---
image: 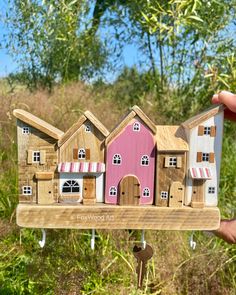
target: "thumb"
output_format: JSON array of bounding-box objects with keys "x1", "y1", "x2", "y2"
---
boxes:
[{"x1": 217, "y1": 91, "x2": 236, "y2": 112}]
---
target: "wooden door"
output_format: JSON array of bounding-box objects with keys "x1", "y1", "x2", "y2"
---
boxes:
[
  {"x1": 169, "y1": 181, "x2": 184, "y2": 207},
  {"x1": 83, "y1": 176, "x2": 96, "y2": 205},
  {"x1": 119, "y1": 175, "x2": 141, "y2": 205},
  {"x1": 191, "y1": 179, "x2": 204, "y2": 208},
  {"x1": 37, "y1": 179, "x2": 54, "y2": 204}
]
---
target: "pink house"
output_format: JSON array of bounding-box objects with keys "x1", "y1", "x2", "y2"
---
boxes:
[{"x1": 105, "y1": 106, "x2": 156, "y2": 205}]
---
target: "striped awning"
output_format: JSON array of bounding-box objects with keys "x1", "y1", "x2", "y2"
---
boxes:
[
  {"x1": 58, "y1": 162, "x2": 105, "y2": 173},
  {"x1": 189, "y1": 167, "x2": 212, "y2": 179}
]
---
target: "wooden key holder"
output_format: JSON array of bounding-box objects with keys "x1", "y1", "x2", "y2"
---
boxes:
[{"x1": 14, "y1": 104, "x2": 224, "y2": 231}]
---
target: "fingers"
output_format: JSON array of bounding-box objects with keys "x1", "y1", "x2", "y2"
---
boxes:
[{"x1": 212, "y1": 91, "x2": 236, "y2": 112}]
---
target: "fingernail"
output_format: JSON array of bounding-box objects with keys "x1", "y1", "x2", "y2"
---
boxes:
[{"x1": 220, "y1": 90, "x2": 234, "y2": 96}]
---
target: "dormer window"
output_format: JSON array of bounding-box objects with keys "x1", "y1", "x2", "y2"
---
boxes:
[
  {"x1": 78, "y1": 148, "x2": 86, "y2": 159},
  {"x1": 22, "y1": 126, "x2": 30, "y2": 134},
  {"x1": 85, "y1": 125, "x2": 91, "y2": 132},
  {"x1": 133, "y1": 122, "x2": 140, "y2": 131},
  {"x1": 143, "y1": 187, "x2": 150, "y2": 197},
  {"x1": 112, "y1": 154, "x2": 122, "y2": 165},
  {"x1": 141, "y1": 155, "x2": 149, "y2": 166}
]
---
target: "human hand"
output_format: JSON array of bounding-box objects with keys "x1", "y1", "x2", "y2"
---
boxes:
[
  {"x1": 212, "y1": 90, "x2": 236, "y2": 244},
  {"x1": 212, "y1": 90, "x2": 236, "y2": 121},
  {"x1": 213, "y1": 219, "x2": 236, "y2": 244}
]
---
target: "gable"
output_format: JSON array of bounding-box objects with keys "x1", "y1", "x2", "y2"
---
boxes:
[{"x1": 106, "y1": 106, "x2": 156, "y2": 145}]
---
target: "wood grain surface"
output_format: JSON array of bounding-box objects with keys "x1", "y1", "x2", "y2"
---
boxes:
[{"x1": 17, "y1": 204, "x2": 220, "y2": 230}]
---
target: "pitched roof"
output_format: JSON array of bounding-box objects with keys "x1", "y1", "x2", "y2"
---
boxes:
[
  {"x1": 105, "y1": 105, "x2": 156, "y2": 145},
  {"x1": 13, "y1": 109, "x2": 64, "y2": 140},
  {"x1": 156, "y1": 125, "x2": 188, "y2": 151},
  {"x1": 58, "y1": 111, "x2": 109, "y2": 147},
  {"x1": 181, "y1": 104, "x2": 225, "y2": 129}
]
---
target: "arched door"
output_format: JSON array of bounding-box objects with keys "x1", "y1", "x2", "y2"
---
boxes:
[{"x1": 119, "y1": 175, "x2": 141, "y2": 205}]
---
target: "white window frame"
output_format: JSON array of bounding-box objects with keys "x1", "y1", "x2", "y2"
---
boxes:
[
  {"x1": 62, "y1": 180, "x2": 80, "y2": 194},
  {"x1": 112, "y1": 154, "x2": 122, "y2": 165},
  {"x1": 109, "y1": 186, "x2": 117, "y2": 196},
  {"x1": 133, "y1": 122, "x2": 140, "y2": 132},
  {"x1": 202, "y1": 153, "x2": 209, "y2": 162},
  {"x1": 169, "y1": 157, "x2": 177, "y2": 167},
  {"x1": 22, "y1": 126, "x2": 30, "y2": 134},
  {"x1": 32, "y1": 151, "x2": 40, "y2": 163},
  {"x1": 85, "y1": 125, "x2": 91, "y2": 132},
  {"x1": 22, "y1": 186, "x2": 32, "y2": 195},
  {"x1": 160, "y1": 191, "x2": 168, "y2": 200},
  {"x1": 78, "y1": 148, "x2": 86, "y2": 159},
  {"x1": 143, "y1": 187, "x2": 150, "y2": 197},
  {"x1": 208, "y1": 187, "x2": 215, "y2": 194},
  {"x1": 141, "y1": 155, "x2": 149, "y2": 166},
  {"x1": 204, "y1": 127, "x2": 211, "y2": 135}
]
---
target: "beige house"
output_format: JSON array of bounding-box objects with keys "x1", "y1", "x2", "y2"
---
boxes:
[
  {"x1": 13, "y1": 109, "x2": 64, "y2": 204},
  {"x1": 155, "y1": 126, "x2": 189, "y2": 207}
]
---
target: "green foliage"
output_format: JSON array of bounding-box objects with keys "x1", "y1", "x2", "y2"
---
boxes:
[{"x1": 4, "y1": 0, "x2": 108, "y2": 89}]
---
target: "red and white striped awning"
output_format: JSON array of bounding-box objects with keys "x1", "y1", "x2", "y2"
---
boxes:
[
  {"x1": 189, "y1": 167, "x2": 212, "y2": 179},
  {"x1": 58, "y1": 162, "x2": 105, "y2": 173}
]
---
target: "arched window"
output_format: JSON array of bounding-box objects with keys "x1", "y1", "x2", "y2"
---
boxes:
[
  {"x1": 78, "y1": 148, "x2": 86, "y2": 159},
  {"x1": 141, "y1": 155, "x2": 149, "y2": 166},
  {"x1": 143, "y1": 187, "x2": 150, "y2": 197},
  {"x1": 85, "y1": 125, "x2": 91, "y2": 132},
  {"x1": 62, "y1": 180, "x2": 80, "y2": 193},
  {"x1": 109, "y1": 186, "x2": 117, "y2": 196},
  {"x1": 112, "y1": 154, "x2": 122, "y2": 165},
  {"x1": 133, "y1": 122, "x2": 140, "y2": 131}
]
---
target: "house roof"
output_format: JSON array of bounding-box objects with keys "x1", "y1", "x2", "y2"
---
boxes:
[
  {"x1": 156, "y1": 125, "x2": 189, "y2": 151},
  {"x1": 105, "y1": 105, "x2": 156, "y2": 145},
  {"x1": 181, "y1": 104, "x2": 225, "y2": 129},
  {"x1": 58, "y1": 111, "x2": 109, "y2": 147},
  {"x1": 13, "y1": 109, "x2": 64, "y2": 140}
]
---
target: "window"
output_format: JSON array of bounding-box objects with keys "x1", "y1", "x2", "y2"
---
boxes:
[
  {"x1": 109, "y1": 186, "x2": 117, "y2": 196},
  {"x1": 112, "y1": 154, "x2": 122, "y2": 165},
  {"x1": 133, "y1": 122, "x2": 140, "y2": 131},
  {"x1": 160, "y1": 191, "x2": 168, "y2": 199},
  {"x1": 204, "y1": 127, "x2": 211, "y2": 135},
  {"x1": 22, "y1": 127, "x2": 30, "y2": 134},
  {"x1": 62, "y1": 180, "x2": 80, "y2": 193},
  {"x1": 78, "y1": 149, "x2": 86, "y2": 159},
  {"x1": 202, "y1": 153, "x2": 209, "y2": 162},
  {"x1": 169, "y1": 157, "x2": 177, "y2": 167},
  {"x1": 33, "y1": 151, "x2": 40, "y2": 163},
  {"x1": 85, "y1": 125, "x2": 91, "y2": 132},
  {"x1": 22, "y1": 186, "x2": 32, "y2": 195},
  {"x1": 143, "y1": 187, "x2": 150, "y2": 197},
  {"x1": 141, "y1": 155, "x2": 149, "y2": 166},
  {"x1": 208, "y1": 187, "x2": 215, "y2": 194}
]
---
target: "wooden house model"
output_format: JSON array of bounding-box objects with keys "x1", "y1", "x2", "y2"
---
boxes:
[
  {"x1": 105, "y1": 106, "x2": 156, "y2": 205},
  {"x1": 13, "y1": 104, "x2": 224, "y2": 231}
]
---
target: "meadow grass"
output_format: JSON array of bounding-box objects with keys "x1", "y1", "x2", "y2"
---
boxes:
[{"x1": 0, "y1": 82, "x2": 235, "y2": 294}]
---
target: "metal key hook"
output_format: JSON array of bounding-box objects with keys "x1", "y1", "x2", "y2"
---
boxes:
[
  {"x1": 39, "y1": 229, "x2": 46, "y2": 248},
  {"x1": 91, "y1": 229, "x2": 95, "y2": 250},
  {"x1": 189, "y1": 231, "x2": 197, "y2": 250}
]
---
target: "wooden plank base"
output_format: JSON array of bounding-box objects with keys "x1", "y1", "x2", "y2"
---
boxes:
[{"x1": 16, "y1": 204, "x2": 220, "y2": 230}]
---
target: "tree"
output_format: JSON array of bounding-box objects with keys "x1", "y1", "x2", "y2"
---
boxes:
[{"x1": 3, "y1": 0, "x2": 108, "y2": 89}]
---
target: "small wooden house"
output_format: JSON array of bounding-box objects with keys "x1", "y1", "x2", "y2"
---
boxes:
[
  {"x1": 13, "y1": 109, "x2": 64, "y2": 204},
  {"x1": 57, "y1": 111, "x2": 109, "y2": 204},
  {"x1": 182, "y1": 104, "x2": 224, "y2": 208},
  {"x1": 155, "y1": 126, "x2": 189, "y2": 207},
  {"x1": 104, "y1": 106, "x2": 156, "y2": 205}
]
